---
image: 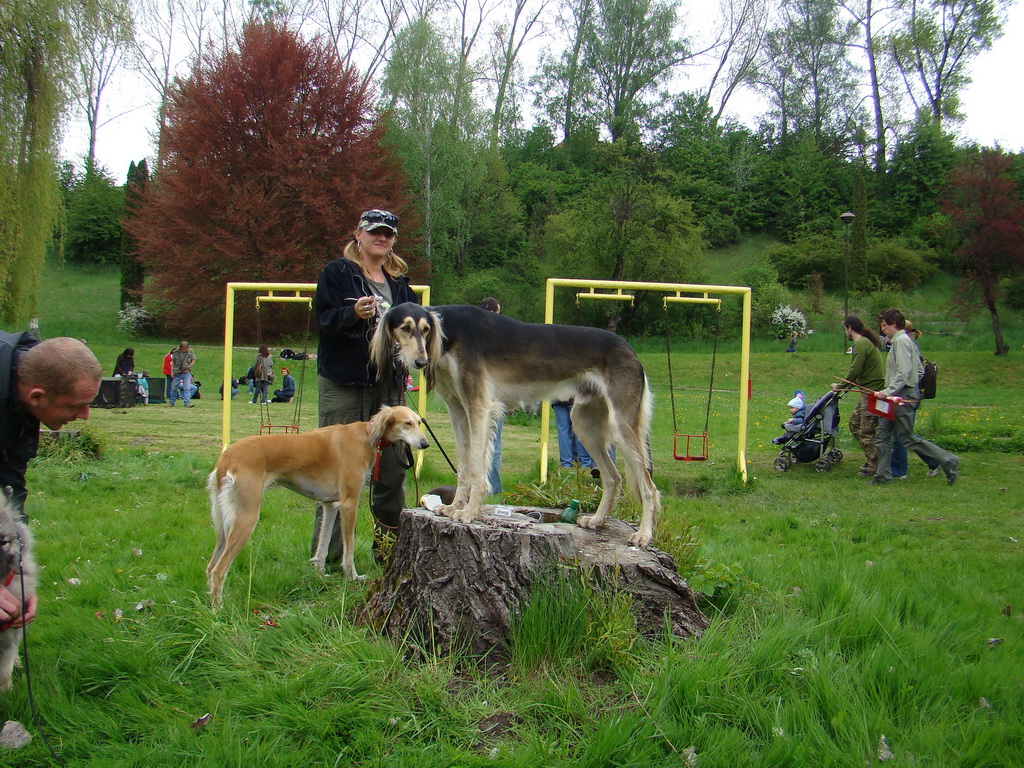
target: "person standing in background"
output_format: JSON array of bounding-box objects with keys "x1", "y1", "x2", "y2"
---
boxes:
[
  {"x1": 250, "y1": 345, "x2": 273, "y2": 405},
  {"x1": 169, "y1": 341, "x2": 196, "y2": 408},
  {"x1": 163, "y1": 347, "x2": 174, "y2": 401}
]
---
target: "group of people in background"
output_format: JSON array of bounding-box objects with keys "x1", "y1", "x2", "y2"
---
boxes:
[
  {"x1": 831, "y1": 309, "x2": 959, "y2": 486},
  {"x1": 244, "y1": 346, "x2": 296, "y2": 405},
  {"x1": 104, "y1": 340, "x2": 301, "y2": 408}
]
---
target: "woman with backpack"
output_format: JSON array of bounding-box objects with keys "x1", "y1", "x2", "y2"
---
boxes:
[{"x1": 250, "y1": 345, "x2": 274, "y2": 405}]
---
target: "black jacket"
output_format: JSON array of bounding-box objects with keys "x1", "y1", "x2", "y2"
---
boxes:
[
  {"x1": 315, "y1": 257, "x2": 416, "y2": 387},
  {"x1": 0, "y1": 330, "x2": 40, "y2": 517}
]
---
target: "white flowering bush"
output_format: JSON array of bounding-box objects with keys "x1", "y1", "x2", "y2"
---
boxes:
[
  {"x1": 770, "y1": 304, "x2": 808, "y2": 338},
  {"x1": 116, "y1": 303, "x2": 156, "y2": 337}
]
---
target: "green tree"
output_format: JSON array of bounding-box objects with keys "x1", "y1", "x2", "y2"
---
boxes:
[
  {"x1": 652, "y1": 95, "x2": 769, "y2": 243},
  {"x1": 753, "y1": 0, "x2": 862, "y2": 146},
  {"x1": 64, "y1": 166, "x2": 125, "y2": 265},
  {"x1": 460, "y1": 151, "x2": 527, "y2": 270},
  {"x1": 850, "y1": 166, "x2": 868, "y2": 288},
  {"x1": 890, "y1": 0, "x2": 1009, "y2": 127},
  {"x1": 0, "y1": 0, "x2": 77, "y2": 324},
  {"x1": 382, "y1": 14, "x2": 482, "y2": 275},
  {"x1": 770, "y1": 134, "x2": 848, "y2": 238},
  {"x1": 120, "y1": 158, "x2": 148, "y2": 306},
  {"x1": 585, "y1": 0, "x2": 689, "y2": 143},
  {"x1": 543, "y1": 143, "x2": 705, "y2": 331},
  {"x1": 532, "y1": 0, "x2": 598, "y2": 143},
  {"x1": 881, "y1": 117, "x2": 960, "y2": 235}
]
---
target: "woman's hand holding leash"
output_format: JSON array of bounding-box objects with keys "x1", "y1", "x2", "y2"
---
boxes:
[{"x1": 349, "y1": 296, "x2": 379, "y2": 320}]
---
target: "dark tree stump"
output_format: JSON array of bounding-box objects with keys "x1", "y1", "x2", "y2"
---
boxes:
[{"x1": 364, "y1": 506, "x2": 709, "y2": 661}]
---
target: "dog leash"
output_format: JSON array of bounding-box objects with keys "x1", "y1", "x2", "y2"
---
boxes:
[
  {"x1": 11, "y1": 542, "x2": 68, "y2": 766},
  {"x1": 418, "y1": 416, "x2": 457, "y2": 474}
]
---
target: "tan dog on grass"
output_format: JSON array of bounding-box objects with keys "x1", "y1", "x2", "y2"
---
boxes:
[{"x1": 206, "y1": 405, "x2": 428, "y2": 608}]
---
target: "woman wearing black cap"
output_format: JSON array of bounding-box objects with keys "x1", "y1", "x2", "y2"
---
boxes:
[{"x1": 313, "y1": 209, "x2": 418, "y2": 563}]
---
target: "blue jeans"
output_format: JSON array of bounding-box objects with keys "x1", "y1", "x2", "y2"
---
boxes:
[
  {"x1": 169, "y1": 372, "x2": 193, "y2": 405},
  {"x1": 251, "y1": 381, "x2": 268, "y2": 403},
  {"x1": 874, "y1": 396, "x2": 956, "y2": 481},
  {"x1": 553, "y1": 403, "x2": 594, "y2": 468},
  {"x1": 890, "y1": 434, "x2": 908, "y2": 477},
  {"x1": 488, "y1": 415, "x2": 505, "y2": 494},
  {"x1": 891, "y1": 433, "x2": 940, "y2": 477}
]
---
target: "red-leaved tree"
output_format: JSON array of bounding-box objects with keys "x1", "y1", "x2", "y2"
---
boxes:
[
  {"x1": 941, "y1": 149, "x2": 1024, "y2": 356},
  {"x1": 127, "y1": 20, "x2": 414, "y2": 339}
]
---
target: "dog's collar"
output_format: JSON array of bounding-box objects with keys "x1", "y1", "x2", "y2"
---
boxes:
[{"x1": 372, "y1": 439, "x2": 391, "y2": 482}]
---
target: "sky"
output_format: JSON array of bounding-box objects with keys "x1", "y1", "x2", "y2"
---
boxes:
[{"x1": 63, "y1": 2, "x2": 1024, "y2": 184}]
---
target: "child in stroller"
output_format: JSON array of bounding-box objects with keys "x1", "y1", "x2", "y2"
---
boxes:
[
  {"x1": 773, "y1": 388, "x2": 845, "y2": 472},
  {"x1": 771, "y1": 391, "x2": 806, "y2": 444}
]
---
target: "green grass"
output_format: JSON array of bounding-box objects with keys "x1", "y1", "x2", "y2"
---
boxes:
[{"x1": 6, "y1": 260, "x2": 1023, "y2": 765}]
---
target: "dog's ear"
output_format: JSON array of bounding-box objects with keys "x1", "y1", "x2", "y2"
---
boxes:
[
  {"x1": 424, "y1": 310, "x2": 444, "y2": 391},
  {"x1": 368, "y1": 307, "x2": 396, "y2": 383},
  {"x1": 368, "y1": 405, "x2": 393, "y2": 446}
]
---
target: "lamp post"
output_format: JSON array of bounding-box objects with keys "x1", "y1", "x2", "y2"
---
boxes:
[{"x1": 839, "y1": 211, "x2": 855, "y2": 351}]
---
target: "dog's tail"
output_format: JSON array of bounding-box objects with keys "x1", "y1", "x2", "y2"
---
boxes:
[
  {"x1": 207, "y1": 470, "x2": 237, "y2": 562},
  {"x1": 640, "y1": 374, "x2": 655, "y2": 476},
  {"x1": 619, "y1": 374, "x2": 659, "y2": 510}
]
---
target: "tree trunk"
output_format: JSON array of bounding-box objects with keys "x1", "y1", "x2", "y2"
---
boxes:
[
  {"x1": 987, "y1": 301, "x2": 1009, "y2": 355},
  {"x1": 364, "y1": 506, "x2": 709, "y2": 662}
]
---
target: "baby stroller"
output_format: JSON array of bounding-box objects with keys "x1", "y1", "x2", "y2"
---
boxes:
[{"x1": 773, "y1": 388, "x2": 845, "y2": 472}]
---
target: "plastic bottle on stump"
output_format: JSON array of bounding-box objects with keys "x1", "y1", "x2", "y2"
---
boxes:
[{"x1": 559, "y1": 499, "x2": 580, "y2": 524}]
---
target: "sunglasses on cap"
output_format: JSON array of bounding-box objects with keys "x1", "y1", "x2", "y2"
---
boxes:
[{"x1": 358, "y1": 209, "x2": 399, "y2": 233}]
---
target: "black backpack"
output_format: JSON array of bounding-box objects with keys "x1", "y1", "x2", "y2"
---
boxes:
[{"x1": 919, "y1": 357, "x2": 937, "y2": 400}]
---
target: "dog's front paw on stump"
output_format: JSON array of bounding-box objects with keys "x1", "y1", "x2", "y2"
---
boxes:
[
  {"x1": 627, "y1": 530, "x2": 652, "y2": 548},
  {"x1": 576, "y1": 515, "x2": 604, "y2": 531},
  {"x1": 451, "y1": 507, "x2": 482, "y2": 524},
  {"x1": 436, "y1": 504, "x2": 478, "y2": 523}
]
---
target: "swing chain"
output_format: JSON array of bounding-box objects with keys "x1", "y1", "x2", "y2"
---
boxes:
[
  {"x1": 289, "y1": 298, "x2": 314, "y2": 429},
  {"x1": 663, "y1": 299, "x2": 720, "y2": 460},
  {"x1": 663, "y1": 300, "x2": 680, "y2": 435},
  {"x1": 253, "y1": 294, "x2": 312, "y2": 434},
  {"x1": 704, "y1": 307, "x2": 721, "y2": 435}
]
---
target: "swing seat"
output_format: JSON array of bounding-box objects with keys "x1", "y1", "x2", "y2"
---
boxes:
[
  {"x1": 259, "y1": 423, "x2": 300, "y2": 435},
  {"x1": 673, "y1": 431, "x2": 709, "y2": 461}
]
